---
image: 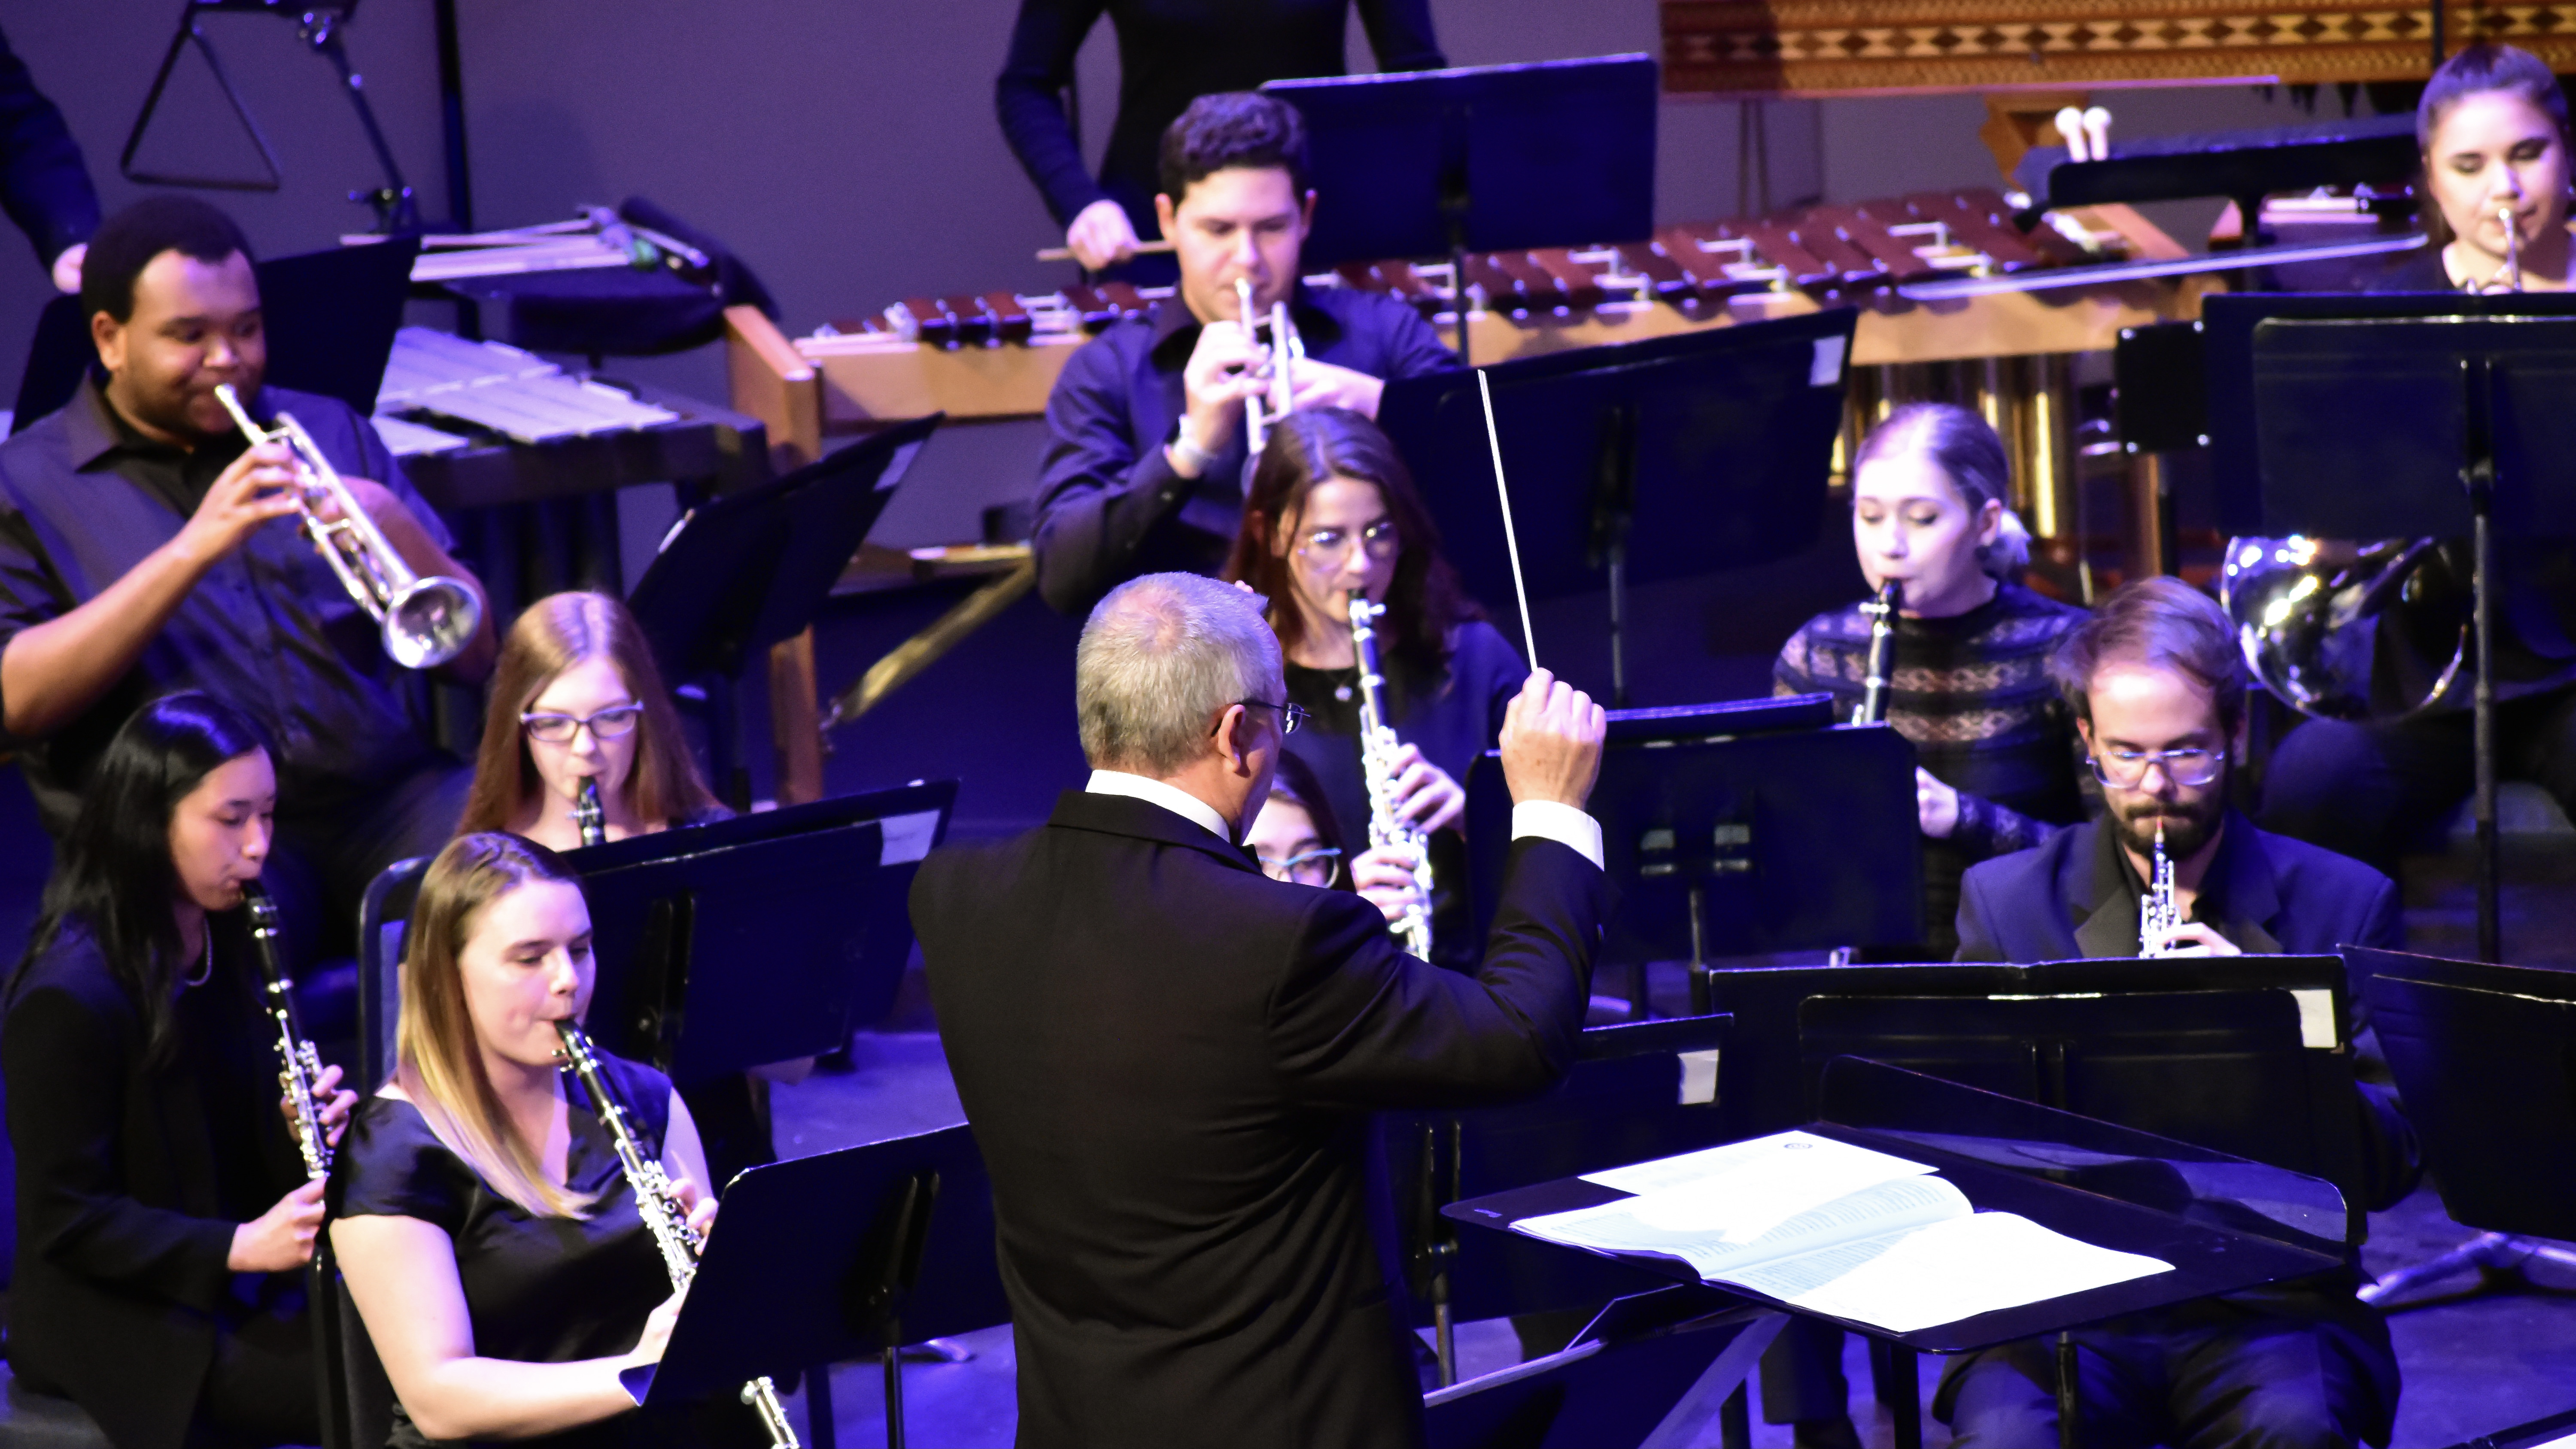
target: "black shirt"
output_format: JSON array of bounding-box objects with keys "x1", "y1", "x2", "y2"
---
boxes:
[
  {"x1": 994, "y1": 0, "x2": 1443, "y2": 232},
  {"x1": 0, "y1": 380, "x2": 455, "y2": 833},
  {"x1": 330, "y1": 1051, "x2": 677, "y2": 1449},
  {"x1": 1032, "y1": 285, "x2": 1459, "y2": 612},
  {"x1": 0, "y1": 24, "x2": 97, "y2": 269}
]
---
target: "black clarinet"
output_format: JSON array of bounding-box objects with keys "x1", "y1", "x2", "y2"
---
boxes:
[
  {"x1": 245, "y1": 883, "x2": 331, "y2": 1178},
  {"x1": 1853, "y1": 579, "x2": 1902, "y2": 726},
  {"x1": 573, "y1": 778, "x2": 607, "y2": 848}
]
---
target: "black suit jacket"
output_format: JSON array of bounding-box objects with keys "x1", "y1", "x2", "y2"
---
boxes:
[
  {"x1": 1954, "y1": 810, "x2": 2401, "y2": 964},
  {"x1": 1, "y1": 921, "x2": 306, "y2": 1449},
  {"x1": 914, "y1": 790, "x2": 1609, "y2": 1449}
]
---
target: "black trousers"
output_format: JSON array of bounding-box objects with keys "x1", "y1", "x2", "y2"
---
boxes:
[
  {"x1": 263, "y1": 755, "x2": 473, "y2": 965},
  {"x1": 195, "y1": 1305, "x2": 322, "y2": 1449},
  {"x1": 1935, "y1": 1305, "x2": 2388, "y2": 1449},
  {"x1": 2259, "y1": 685, "x2": 2576, "y2": 875}
]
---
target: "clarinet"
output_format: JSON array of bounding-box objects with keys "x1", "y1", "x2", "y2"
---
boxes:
[
  {"x1": 2140, "y1": 822, "x2": 2182, "y2": 957},
  {"x1": 1853, "y1": 579, "x2": 1901, "y2": 725},
  {"x1": 573, "y1": 778, "x2": 608, "y2": 848},
  {"x1": 244, "y1": 884, "x2": 331, "y2": 1179},
  {"x1": 553, "y1": 1022, "x2": 798, "y2": 1448},
  {"x1": 1349, "y1": 598, "x2": 1435, "y2": 959}
]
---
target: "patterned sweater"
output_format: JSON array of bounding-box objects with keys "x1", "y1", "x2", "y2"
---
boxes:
[{"x1": 1774, "y1": 579, "x2": 2090, "y2": 954}]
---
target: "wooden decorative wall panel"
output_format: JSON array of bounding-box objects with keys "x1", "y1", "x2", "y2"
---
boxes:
[{"x1": 1661, "y1": 4, "x2": 2576, "y2": 95}]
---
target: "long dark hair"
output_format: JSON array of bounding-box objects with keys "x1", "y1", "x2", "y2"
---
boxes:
[
  {"x1": 13, "y1": 693, "x2": 272, "y2": 1062},
  {"x1": 1222, "y1": 407, "x2": 1481, "y2": 681}
]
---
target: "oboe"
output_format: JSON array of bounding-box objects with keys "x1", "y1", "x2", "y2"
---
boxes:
[
  {"x1": 1350, "y1": 597, "x2": 1435, "y2": 959},
  {"x1": 245, "y1": 883, "x2": 331, "y2": 1179},
  {"x1": 574, "y1": 777, "x2": 607, "y2": 848},
  {"x1": 2140, "y1": 822, "x2": 2182, "y2": 957},
  {"x1": 1853, "y1": 579, "x2": 1901, "y2": 725},
  {"x1": 553, "y1": 1022, "x2": 797, "y2": 1448}
]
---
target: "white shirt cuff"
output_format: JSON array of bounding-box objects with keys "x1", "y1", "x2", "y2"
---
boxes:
[{"x1": 1511, "y1": 801, "x2": 1604, "y2": 870}]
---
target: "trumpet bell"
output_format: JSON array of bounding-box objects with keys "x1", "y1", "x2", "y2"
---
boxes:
[
  {"x1": 382, "y1": 574, "x2": 483, "y2": 670},
  {"x1": 2220, "y1": 535, "x2": 2470, "y2": 721}
]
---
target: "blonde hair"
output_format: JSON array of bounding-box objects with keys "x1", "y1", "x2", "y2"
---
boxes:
[
  {"x1": 1855, "y1": 403, "x2": 2031, "y2": 580},
  {"x1": 394, "y1": 833, "x2": 598, "y2": 1219},
  {"x1": 458, "y1": 592, "x2": 721, "y2": 837}
]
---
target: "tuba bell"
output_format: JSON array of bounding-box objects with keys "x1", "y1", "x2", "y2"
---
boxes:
[{"x1": 2218, "y1": 534, "x2": 2471, "y2": 721}]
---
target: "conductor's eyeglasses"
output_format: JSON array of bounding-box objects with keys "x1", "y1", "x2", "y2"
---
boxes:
[
  {"x1": 1231, "y1": 700, "x2": 1307, "y2": 735},
  {"x1": 522, "y1": 703, "x2": 644, "y2": 744},
  {"x1": 1258, "y1": 845, "x2": 1344, "y2": 887},
  {"x1": 1297, "y1": 519, "x2": 1400, "y2": 563},
  {"x1": 2088, "y1": 747, "x2": 2225, "y2": 789}
]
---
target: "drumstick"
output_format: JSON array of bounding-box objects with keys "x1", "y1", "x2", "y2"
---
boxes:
[
  {"x1": 1476, "y1": 369, "x2": 1538, "y2": 670},
  {"x1": 1036, "y1": 240, "x2": 1179, "y2": 262}
]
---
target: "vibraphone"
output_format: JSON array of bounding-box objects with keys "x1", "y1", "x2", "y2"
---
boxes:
[{"x1": 726, "y1": 186, "x2": 2197, "y2": 547}]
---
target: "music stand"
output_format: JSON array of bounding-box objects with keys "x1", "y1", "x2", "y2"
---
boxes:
[
  {"x1": 1378, "y1": 310, "x2": 1855, "y2": 703},
  {"x1": 1261, "y1": 54, "x2": 1656, "y2": 365},
  {"x1": 2346, "y1": 945, "x2": 2576, "y2": 1303},
  {"x1": 1423, "y1": 1285, "x2": 1781, "y2": 1449},
  {"x1": 1464, "y1": 704, "x2": 1921, "y2": 1014},
  {"x1": 2204, "y1": 292, "x2": 2576, "y2": 963},
  {"x1": 630, "y1": 1123, "x2": 1008, "y2": 1449},
  {"x1": 627, "y1": 413, "x2": 939, "y2": 805},
  {"x1": 11, "y1": 237, "x2": 419, "y2": 434}
]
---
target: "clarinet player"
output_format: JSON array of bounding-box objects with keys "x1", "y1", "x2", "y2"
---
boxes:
[{"x1": 2, "y1": 692, "x2": 354, "y2": 1449}]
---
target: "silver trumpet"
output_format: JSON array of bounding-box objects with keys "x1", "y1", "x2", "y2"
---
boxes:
[
  {"x1": 1350, "y1": 597, "x2": 1435, "y2": 959},
  {"x1": 573, "y1": 777, "x2": 608, "y2": 848},
  {"x1": 1233, "y1": 276, "x2": 1301, "y2": 457},
  {"x1": 244, "y1": 883, "x2": 331, "y2": 1179},
  {"x1": 553, "y1": 1021, "x2": 799, "y2": 1449},
  {"x1": 213, "y1": 383, "x2": 483, "y2": 670}
]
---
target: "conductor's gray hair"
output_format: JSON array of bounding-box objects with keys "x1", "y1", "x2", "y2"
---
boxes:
[{"x1": 1078, "y1": 573, "x2": 1283, "y2": 775}]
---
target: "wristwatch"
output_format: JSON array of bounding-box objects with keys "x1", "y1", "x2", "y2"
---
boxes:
[{"x1": 1169, "y1": 418, "x2": 1218, "y2": 477}]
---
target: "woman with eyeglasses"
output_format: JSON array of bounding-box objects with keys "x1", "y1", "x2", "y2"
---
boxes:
[
  {"x1": 1224, "y1": 408, "x2": 1521, "y2": 962},
  {"x1": 457, "y1": 593, "x2": 728, "y2": 849}
]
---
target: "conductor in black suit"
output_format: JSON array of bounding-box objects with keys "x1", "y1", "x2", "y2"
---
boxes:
[
  {"x1": 1944, "y1": 577, "x2": 2406, "y2": 1449},
  {"x1": 913, "y1": 571, "x2": 1609, "y2": 1449}
]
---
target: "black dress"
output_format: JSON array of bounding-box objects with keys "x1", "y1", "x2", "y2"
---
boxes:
[
  {"x1": 327, "y1": 1051, "x2": 700, "y2": 1449},
  {"x1": 2, "y1": 917, "x2": 316, "y2": 1449}
]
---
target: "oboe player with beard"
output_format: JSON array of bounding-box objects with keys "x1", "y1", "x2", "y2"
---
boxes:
[{"x1": 1941, "y1": 577, "x2": 2410, "y2": 1449}]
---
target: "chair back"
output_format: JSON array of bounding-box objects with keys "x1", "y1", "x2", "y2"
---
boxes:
[{"x1": 356, "y1": 857, "x2": 432, "y2": 1093}]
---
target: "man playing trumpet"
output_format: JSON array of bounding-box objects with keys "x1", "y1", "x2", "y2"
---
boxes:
[
  {"x1": 0, "y1": 197, "x2": 496, "y2": 955},
  {"x1": 1030, "y1": 90, "x2": 1461, "y2": 614}
]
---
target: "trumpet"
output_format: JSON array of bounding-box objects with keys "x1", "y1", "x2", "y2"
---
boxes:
[
  {"x1": 1233, "y1": 276, "x2": 1301, "y2": 457},
  {"x1": 212, "y1": 383, "x2": 483, "y2": 670}
]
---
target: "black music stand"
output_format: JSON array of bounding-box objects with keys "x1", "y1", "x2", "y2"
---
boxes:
[
  {"x1": 1261, "y1": 54, "x2": 1656, "y2": 364},
  {"x1": 11, "y1": 237, "x2": 418, "y2": 434},
  {"x1": 1444, "y1": 1059, "x2": 2351, "y2": 1449},
  {"x1": 629, "y1": 1123, "x2": 1008, "y2": 1449},
  {"x1": 628, "y1": 415, "x2": 938, "y2": 806},
  {"x1": 2204, "y1": 293, "x2": 2576, "y2": 963},
  {"x1": 1464, "y1": 702, "x2": 1921, "y2": 1014},
  {"x1": 2346, "y1": 945, "x2": 2576, "y2": 1304},
  {"x1": 1378, "y1": 311, "x2": 1855, "y2": 703},
  {"x1": 1423, "y1": 1285, "x2": 1781, "y2": 1449},
  {"x1": 572, "y1": 781, "x2": 957, "y2": 1082}
]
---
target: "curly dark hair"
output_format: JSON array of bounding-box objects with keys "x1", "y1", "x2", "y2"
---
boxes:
[{"x1": 1159, "y1": 91, "x2": 1309, "y2": 200}]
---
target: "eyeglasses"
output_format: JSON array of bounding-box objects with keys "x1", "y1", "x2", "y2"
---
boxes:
[
  {"x1": 1230, "y1": 700, "x2": 1308, "y2": 735},
  {"x1": 1296, "y1": 519, "x2": 1400, "y2": 564},
  {"x1": 2088, "y1": 747, "x2": 2227, "y2": 789},
  {"x1": 521, "y1": 703, "x2": 644, "y2": 744},
  {"x1": 1258, "y1": 845, "x2": 1344, "y2": 887}
]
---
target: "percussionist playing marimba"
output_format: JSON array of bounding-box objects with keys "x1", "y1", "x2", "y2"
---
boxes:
[{"x1": 1028, "y1": 90, "x2": 1460, "y2": 615}]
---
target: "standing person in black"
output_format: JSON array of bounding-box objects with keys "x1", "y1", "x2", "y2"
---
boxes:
[
  {"x1": 913, "y1": 571, "x2": 1610, "y2": 1449},
  {"x1": 996, "y1": 0, "x2": 1443, "y2": 277},
  {"x1": 0, "y1": 197, "x2": 497, "y2": 962},
  {"x1": 329, "y1": 832, "x2": 735, "y2": 1449},
  {"x1": 0, "y1": 22, "x2": 97, "y2": 293},
  {"x1": 1225, "y1": 407, "x2": 1522, "y2": 965},
  {"x1": 1032, "y1": 91, "x2": 1460, "y2": 613},
  {"x1": 1943, "y1": 577, "x2": 2407, "y2": 1449},
  {"x1": 2262, "y1": 45, "x2": 2576, "y2": 874},
  {"x1": 2, "y1": 690, "x2": 357, "y2": 1449}
]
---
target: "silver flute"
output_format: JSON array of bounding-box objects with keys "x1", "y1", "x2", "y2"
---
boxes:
[
  {"x1": 574, "y1": 778, "x2": 608, "y2": 848},
  {"x1": 245, "y1": 883, "x2": 331, "y2": 1179},
  {"x1": 1350, "y1": 597, "x2": 1435, "y2": 959},
  {"x1": 553, "y1": 1021, "x2": 798, "y2": 1448}
]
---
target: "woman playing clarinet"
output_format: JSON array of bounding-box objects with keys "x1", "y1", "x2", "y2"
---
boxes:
[
  {"x1": 458, "y1": 592, "x2": 728, "y2": 852},
  {"x1": 1224, "y1": 407, "x2": 1522, "y2": 962},
  {"x1": 329, "y1": 832, "x2": 746, "y2": 1449},
  {"x1": 2, "y1": 691, "x2": 355, "y2": 1449}
]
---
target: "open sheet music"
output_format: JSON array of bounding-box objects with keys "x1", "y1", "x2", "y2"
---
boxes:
[{"x1": 1514, "y1": 1131, "x2": 2172, "y2": 1334}]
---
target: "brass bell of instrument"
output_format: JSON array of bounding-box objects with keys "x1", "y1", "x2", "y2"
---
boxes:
[{"x1": 2219, "y1": 534, "x2": 2470, "y2": 721}]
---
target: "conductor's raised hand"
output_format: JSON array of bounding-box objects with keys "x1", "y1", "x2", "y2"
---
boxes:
[
  {"x1": 1498, "y1": 669, "x2": 1604, "y2": 811},
  {"x1": 175, "y1": 440, "x2": 301, "y2": 566}
]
